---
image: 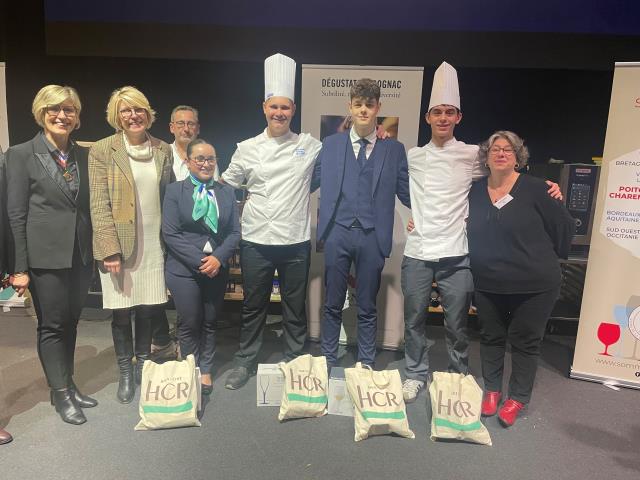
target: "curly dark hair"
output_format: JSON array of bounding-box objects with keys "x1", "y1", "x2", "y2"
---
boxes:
[{"x1": 350, "y1": 78, "x2": 380, "y2": 102}]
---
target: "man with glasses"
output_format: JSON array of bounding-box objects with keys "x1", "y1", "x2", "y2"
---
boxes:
[
  {"x1": 401, "y1": 62, "x2": 561, "y2": 403},
  {"x1": 168, "y1": 105, "x2": 219, "y2": 181}
]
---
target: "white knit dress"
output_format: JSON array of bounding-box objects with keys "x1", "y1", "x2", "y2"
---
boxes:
[{"x1": 99, "y1": 147, "x2": 168, "y2": 309}]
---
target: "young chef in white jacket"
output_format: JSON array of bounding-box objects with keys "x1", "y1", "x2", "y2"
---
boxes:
[{"x1": 222, "y1": 53, "x2": 321, "y2": 390}]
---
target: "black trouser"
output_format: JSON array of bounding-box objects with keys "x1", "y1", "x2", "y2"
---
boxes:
[
  {"x1": 474, "y1": 287, "x2": 559, "y2": 404},
  {"x1": 165, "y1": 269, "x2": 228, "y2": 375},
  {"x1": 151, "y1": 308, "x2": 172, "y2": 346},
  {"x1": 234, "y1": 240, "x2": 311, "y2": 369},
  {"x1": 29, "y1": 247, "x2": 93, "y2": 390}
]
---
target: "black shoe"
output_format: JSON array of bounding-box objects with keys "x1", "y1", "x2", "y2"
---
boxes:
[
  {"x1": 70, "y1": 380, "x2": 98, "y2": 408},
  {"x1": 50, "y1": 389, "x2": 87, "y2": 425},
  {"x1": 201, "y1": 383, "x2": 213, "y2": 396},
  {"x1": 116, "y1": 357, "x2": 135, "y2": 403},
  {"x1": 0, "y1": 428, "x2": 13, "y2": 445},
  {"x1": 225, "y1": 366, "x2": 253, "y2": 390}
]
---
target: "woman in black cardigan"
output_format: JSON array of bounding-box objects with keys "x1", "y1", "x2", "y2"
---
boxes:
[
  {"x1": 467, "y1": 130, "x2": 574, "y2": 427},
  {"x1": 5, "y1": 85, "x2": 96, "y2": 425}
]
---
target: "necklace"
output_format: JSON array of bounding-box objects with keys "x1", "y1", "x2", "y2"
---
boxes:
[
  {"x1": 488, "y1": 174, "x2": 519, "y2": 204},
  {"x1": 124, "y1": 133, "x2": 153, "y2": 161}
]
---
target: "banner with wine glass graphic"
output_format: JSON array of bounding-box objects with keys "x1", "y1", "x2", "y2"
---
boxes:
[{"x1": 571, "y1": 62, "x2": 640, "y2": 388}]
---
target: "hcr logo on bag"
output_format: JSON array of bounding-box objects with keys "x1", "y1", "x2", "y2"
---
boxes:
[
  {"x1": 290, "y1": 369, "x2": 325, "y2": 392},
  {"x1": 356, "y1": 385, "x2": 401, "y2": 408},
  {"x1": 145, "y1": 375, "x2": 192, "y2": 402},
  {"x1": 436, "y1": 389, "x2": 474, "y2": 418}
]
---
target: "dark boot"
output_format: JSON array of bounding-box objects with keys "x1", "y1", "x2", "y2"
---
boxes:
[
  {"x1": 69, "y1": 380, "x2": 98, "y2": 408},
  {"x1": 134, "y1": 306, "x2": 154, "y2": 385},
  {"x1": 112, "y1": 318, "x2": 135, "y2": 403},
  {"x1": 50, "y1": 388, "x2": 86, "y2": 425}
]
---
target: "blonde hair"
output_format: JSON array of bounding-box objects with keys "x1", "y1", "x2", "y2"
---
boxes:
[
  {"x1": 106, "y1": 86, "x2": 156, "y2": 131},
  {"x1": 31, "y1": 85, "x2": 82, "y2": 129}
]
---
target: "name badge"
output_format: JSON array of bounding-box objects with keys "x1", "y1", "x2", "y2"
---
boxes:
[
  {"x1": 294, "y1": 148, "x2": 306, "y2": 156},
  {"x1": 494, "y1": 194, "x2": 513, "y2": 210}
]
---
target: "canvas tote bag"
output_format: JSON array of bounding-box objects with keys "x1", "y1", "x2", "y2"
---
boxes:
[
  {"x1": 429, "y1": 372, "x2": 492, "y2": 446},
  {"x1": 345, "y1": 363, "x2": 415, "y2": 442},
  {"x1": 135, "y1": 354, "x2": 201, "y2": 430},
  {"x1": 278, "y1": 354, "x2": 328, "y2": 421}
]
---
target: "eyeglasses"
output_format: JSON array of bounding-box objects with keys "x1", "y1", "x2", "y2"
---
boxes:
[
  {"x1": 119, "y1": 107, "x2": 147, "y2": 119},
  {"x1": 46, "y1": 105, "x2": 77, "y2": 117},
  {"x1": 489, "y1": 146, "x2": 516, "y2": 155},
  {"x1": 190, "y1": 155, "x2": 217, "y2": 166},
  {"x1": 172, "y1": 120, "x2": 198, "y2": 129}
]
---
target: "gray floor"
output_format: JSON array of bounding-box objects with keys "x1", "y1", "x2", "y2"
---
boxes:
[{"x1": 1, "y1": 307, "x2": 638, "y2": 480}]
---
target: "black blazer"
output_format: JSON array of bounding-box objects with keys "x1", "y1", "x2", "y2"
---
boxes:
[
  {"x1": 162, "y1": 178, "x2": 241, "y2": 277},
  {"x1": 5, "y1": 133, "x2": 93, "y2": 271}
]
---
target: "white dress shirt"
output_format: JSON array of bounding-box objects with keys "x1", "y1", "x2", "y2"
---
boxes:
[
  {"x1": 349, "y1": 127, "x2": 377, "y2": 160},
  {"x1": 172, "y1": 142, "x2": 220, "y2": 181},
  {"x1": 171, "y1": 142, "x2": 190, "y2": 181},
  {"x1": 222, "y1": 129, "x2": 321, "y2": 245},
  {"x1": 404, "y1": 137, "x2": 487, "y2": 261}
]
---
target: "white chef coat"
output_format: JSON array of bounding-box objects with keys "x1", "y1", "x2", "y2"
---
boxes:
[
  {"x1": 404, "y1": 137, "x2": 487, "y2": 261},
  {"x1": 222, "y1": 129, "x2": 321, "y2": 245},
  {"x1": 172, "y1": 142, "x2": 220, "y2": 182}
]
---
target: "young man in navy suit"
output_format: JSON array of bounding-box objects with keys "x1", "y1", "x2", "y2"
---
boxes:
[{"x1": 312, "y1": 79, "x2": 411, "y2": 369}]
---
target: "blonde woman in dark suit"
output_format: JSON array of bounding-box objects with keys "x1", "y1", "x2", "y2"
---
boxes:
[
  {"x1": 6, "y1": 85, "x2": 95, "y2": 425},
  {"x1": 89, "y1": 86, "x2": 174, "y2": 403}
]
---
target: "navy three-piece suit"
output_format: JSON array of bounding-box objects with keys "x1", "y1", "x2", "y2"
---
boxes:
[{"x1": 312, "y1": 131, "x2": 410, "y2": 366}]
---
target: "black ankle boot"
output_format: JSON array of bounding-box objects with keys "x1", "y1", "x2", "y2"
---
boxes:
[
  {"x1": 50, "y1": 388, "x2": 87, "y2": 425},
  {"x1": 69, "y1": 380, "x2": 98, "y2": 408},
  {"x1": 116, "y1": 357, "x2": 135, "y2": 403}
]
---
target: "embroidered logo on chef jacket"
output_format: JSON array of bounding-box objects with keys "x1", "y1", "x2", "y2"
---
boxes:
[{"x1": 295, "y1": 148, "x2": 306, "y2": 156}]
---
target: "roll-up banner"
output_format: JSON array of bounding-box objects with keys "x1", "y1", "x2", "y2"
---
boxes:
[
  {"x1": 0, "y1": 63, "x2": 8, "y2": 151},
  {"x1": 301, "y1": 65, "x2": 423, "y2": 349},
  {"x1": 571, "y1": 62, "x2": 640, "y2": 388}
]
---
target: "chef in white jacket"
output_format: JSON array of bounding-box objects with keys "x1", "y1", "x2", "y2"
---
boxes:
[{"x1": 222, "y1": 53, "x2": 321, "y2": 390}]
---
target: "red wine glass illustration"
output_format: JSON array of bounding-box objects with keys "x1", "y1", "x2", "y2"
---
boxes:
[{"x1": 597, "y1": 322, "x2": 621, "y2": 356}]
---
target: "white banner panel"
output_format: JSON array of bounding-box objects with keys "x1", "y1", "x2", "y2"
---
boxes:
[
  {"x1": 0, "y1": 63, "x2": 8, "y2": 151},
  {"x1": 571, "y1": 62, "x2": 640, "y2": 388},
  {"x1": 301, "y1": 65, "x2": 423, "y2": 350}
]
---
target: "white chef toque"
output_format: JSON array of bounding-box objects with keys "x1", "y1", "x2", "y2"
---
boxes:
[
  {"x1": 428, "y1": 61, "x2": 460, "y2": 111},
  {"x1": 264, "y1": 53, "x2": 296, "y2": 102}
]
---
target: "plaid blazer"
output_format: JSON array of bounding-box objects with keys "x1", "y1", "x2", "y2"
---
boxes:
[{"x1": 89, "y1": 132, "x2": 174, "y2": 262}]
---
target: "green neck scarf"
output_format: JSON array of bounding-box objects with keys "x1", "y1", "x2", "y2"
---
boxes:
[{"x1": 189, "y1": 174, "x2": 218, "y2": 233}]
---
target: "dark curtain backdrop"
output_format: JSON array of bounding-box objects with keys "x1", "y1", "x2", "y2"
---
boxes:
[{"x1": 3, "y1": 1, "x2": 638, "y2": 173}]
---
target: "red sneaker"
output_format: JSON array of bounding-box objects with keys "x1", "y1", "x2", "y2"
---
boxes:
[
  {"x1": 481, "y1": 391, "x2": 502, "y2": 417},
  {"x1": 498, "y1": 399, "x2": 525, "y2": 427}
]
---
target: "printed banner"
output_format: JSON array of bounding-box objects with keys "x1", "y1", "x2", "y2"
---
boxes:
[
  {"x1": 301, "y1": 65, "x2": 423, "y2": 349},
  {"x1": 571, "y1": 62, "x2": 640, "y2": 388}
]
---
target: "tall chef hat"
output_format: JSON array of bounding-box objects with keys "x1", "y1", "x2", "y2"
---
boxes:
[
  {"x1": 264, "y1": 53, "x2": 296, "y2": 102},
  {"x1": 428, "y1": 61, "x2": 460, "y2": 111}
]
